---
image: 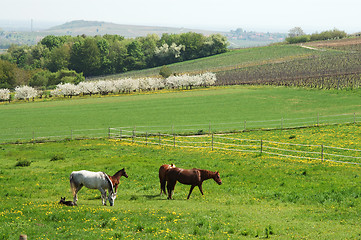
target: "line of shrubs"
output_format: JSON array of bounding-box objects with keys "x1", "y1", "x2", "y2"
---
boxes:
[{"x1": 286, "y1": 29, "x2": 347, "y2": 44}]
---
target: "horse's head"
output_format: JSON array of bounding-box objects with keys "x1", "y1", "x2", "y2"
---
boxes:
[
  {"x1": 121, "y1": 168, "x2": 129, "y2": 178},
  {"x1": 111, "y1": 168, "x2": 129, "y2": 193},
  {"x1": 213, "y1": 171, "x2": 222, "y2": 185},
  {"x1": 108, "y1": 192, "x2": 117, "y2": 206}
]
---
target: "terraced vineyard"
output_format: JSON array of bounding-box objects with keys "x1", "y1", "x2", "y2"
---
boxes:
[{"x1": 216, "y1": 39, "x2": 361, "y2": 89}]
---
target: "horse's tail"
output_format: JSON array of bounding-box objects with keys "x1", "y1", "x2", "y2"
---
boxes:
[
  {"x1": 69, "y1": 173, "x2": 76, "y2": 196},
  {"x1": 159, "y1": 166, "x2": 167, "y2": 195},
  {"x1": 160, "y1": 175, "x2": 167, "y2": 195}
]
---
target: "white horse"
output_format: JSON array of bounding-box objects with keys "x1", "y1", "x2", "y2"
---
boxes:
[{"x1": 70, "y1": 170, "x2": 117, "y2": 206}]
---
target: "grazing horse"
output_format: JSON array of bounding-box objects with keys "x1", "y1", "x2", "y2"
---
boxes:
[
  {"x1": 159, "y1": 164, "x2": 175, "y2": 195},
  {"x1": 69, "y1": 169, "x2": 128, "y2": 206},
  {"x1": 59, "y1": 197, "x2": 77, "y2": 206},
  {"x1": 165, "y1": 167, "x2": 222, "y2": 200}
]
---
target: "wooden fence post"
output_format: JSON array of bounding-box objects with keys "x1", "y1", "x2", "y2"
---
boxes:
[
  {"x1": 132, "y1": 129, "x2": 135, "y2": 143},
  {"x1": 158, "y1": 132, "x2": 161, "y2": 145},
  {"x1": 32, "y1": 131, "x2": 35, "y2": 144},
  {"x1": 119, "y1": 128, "x2": 122, "y2": 141},
  {"x1": 173, "y1": 134, "x2": 176, "y2": 148},
  {"x1": 244, "y1": 120, "x2": 247, "y2": 131},
  {"x1": 211, "y1": 133, "x2": 214, "y2": 151},
  {"x1": 321, "y1": 145, "x2": 324, "y2": 161},
  {"x1": 108, "y1": 127, "x2": 110, "y2": 139},
  {"x1": 354, "y1": 113, "x2": 356, "y2": 124},
  {"x1": 260, "y1": 139, "x2": 263, "y2": 154},
  {"x1": 145, "y1": 132, "x2": 148, "y2": 145}
]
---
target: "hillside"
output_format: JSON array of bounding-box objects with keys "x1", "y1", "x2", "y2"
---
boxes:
[
  {"x1": 102, "y1": 37, "x2": 361, "y2": 90},
  {"x1": 46, "y1": 20, "x2": 221, "y2": 38},
  {"x1": 0, "y1": 20, "x2": 286, "y2": 49}
]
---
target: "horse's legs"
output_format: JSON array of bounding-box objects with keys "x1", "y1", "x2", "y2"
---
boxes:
[
  {"x1": 167, "y1": 181, "x2": 176, "y2": 200},
  {"x1": 73, "y1": 185, "x2": 83, "y2": 204},
  {"x1": 99, "y1": 188, "x2": 107, "y2": 205},
  {"x1": 160, "y1": 179, "x2": 166, "y2": 195},
  {"x1": 198, "y1": 184, "x2": 204, "y2": 195},
  {"x1": 187, "y1": 185, "x2": 196, "y2": 199}
]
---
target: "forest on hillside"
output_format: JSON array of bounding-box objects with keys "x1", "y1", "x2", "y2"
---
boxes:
[{"x1": 0, "y1": 32, "x2": 228, "y2": 89}]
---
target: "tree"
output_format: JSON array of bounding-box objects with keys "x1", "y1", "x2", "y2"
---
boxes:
[
  {"x1": 0, "y1": 59, "x2": 16, "y2": 88},
  {"x1": 97, "y1": 38, "x2": 112, "y2": 74},
  {"x1": 0, "y1": 88, "x2": 10, "y2": 101},
  {"x1": 126, "y1": 40, "x2": 145, "y2": 70},
  {"x1": 206, "y1": 34, "x2": 228, "y2": 55},
  {"x1": 179, "y1": 32, "x2": 206, "y2": 60},
  {"x1": 14, "y1": 85, "x2": 38, "y2": 100},
  {"x1": 288, "y1": 27, "x2": 305, "y2": 38},
  {"x1": 40, "y1": 35, "x2": 68, "y2": 51},
  {"x1": 46, "y1": 44, "x2": 70, "y2": 72},
  {"x1": 139, "y1": 34, "x2": 159, "y2": 68},
  {"x1": 109, "y1": 40, "x2": 128, "y2": 73},
  {"x1": 154, "y1": 43, "x2": 184, "y2": 65},
  {"x1": 70, "y1": 38, "x2": 101, "y2": 76},
  {"x1": 29, "y1": 70, "x2": 52, "y2": 87},
  {"x1": 159, "y1": 65, "x2": 173, "y2": 78}
]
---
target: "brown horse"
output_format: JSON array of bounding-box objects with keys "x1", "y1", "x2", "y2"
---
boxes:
[
  {"x1": 159, "y1": 164, "x2": 175, "y2": 195},
  {"x1": 107, "y1": 168, "x2": 128, "y2": 193},
  {"x1": 165, "y1": 167, "x2": 222, "y2": 200}
]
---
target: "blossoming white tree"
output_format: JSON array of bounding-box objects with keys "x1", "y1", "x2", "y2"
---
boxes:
[
  {"x1": 95, "y1": 80, "x2": 116, "y2": 95},
  {"x1": 6, "y1": 72, "x2": 217, "y2": 101},
  {"x1": 164, "y1": 72, "x2": 216, "y2": 89},
  {"x1": 0, "y1": 88, "x2": 10, "y2": 101},
  {"x1": 154, "y1": 43, "x2": 185, "y2": 59},
  {"x1": 15, "y1": 86, "x2": 38, "y2": 100},
  {"x1": 78, "y1": 81, "x2": 99, "y2": 96},
  {"x1": 51, "y1": 83, "x2": 80, "y2": 97},
  {"x1": 200, "y1": 72, "x2": 217, "y2": 87}
]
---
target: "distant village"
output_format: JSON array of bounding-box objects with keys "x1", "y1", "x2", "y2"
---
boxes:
[{"x1": 226, "y1": 28, "x2": 286, "y2": 42}]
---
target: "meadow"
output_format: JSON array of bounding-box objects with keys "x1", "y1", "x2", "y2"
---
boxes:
[
  {"x1": 1, "y1": 123, "x2": 361, "y2": 239},
  {"x1": 1, "y1": 85, "x2": 361, "y2": 143},
  {"x1": 1, "y1": 38, "x2": 361, "y2": 239}
]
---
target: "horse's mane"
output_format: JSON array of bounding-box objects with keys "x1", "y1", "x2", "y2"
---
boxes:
[
  {"x1": 103, "y1": 172, "x2": 114, "y2": 193},
  {"x1": 113, "y1": 169, "x2": 124, "y2": 178},
  {"x1": 197, "y1": 169, "x2": 216, "y2": 179}
]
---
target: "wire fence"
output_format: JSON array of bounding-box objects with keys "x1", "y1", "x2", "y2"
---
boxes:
[
  {"x1": 1, "y1": 112, "x2": 361, "y2": 165},
  {"x1": 109, "y1": 113, "x2": 360, "y2": 136},
  {"x1": 113, "y1": 130, "x2": 361, "y2": 166}
]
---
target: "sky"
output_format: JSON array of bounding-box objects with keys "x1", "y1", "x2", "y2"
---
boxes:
[{"x1": 0, "y1": 0, "x2": 360, "y2": 33}]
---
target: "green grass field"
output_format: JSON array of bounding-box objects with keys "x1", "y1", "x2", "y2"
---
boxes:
[
  {"x1": 1, "y1": 86, "x2": 361, "y2": 142},
  {"x1": 1, "y1": 39, "x2": 361, "y2": 239},
  {"x1": 1, "y1": 123, "x2": 361, "y2": 239}
]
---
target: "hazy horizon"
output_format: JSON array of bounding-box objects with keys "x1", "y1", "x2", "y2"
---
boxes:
[{"x1": 1, "y1": 0, "x2": 360, "y2": 34}]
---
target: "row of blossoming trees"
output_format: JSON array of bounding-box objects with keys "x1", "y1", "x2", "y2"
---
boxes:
[{"x1": 0, "y1": 72, "x2": 216, "y2": 101}]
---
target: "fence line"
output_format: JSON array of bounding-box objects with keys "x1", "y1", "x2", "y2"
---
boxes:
[
  {"x1": 114, "y1": 132, "x2": 361, "y2": 165},
  {"x1": 0, "y1": 113, "x2": 360, "y2": 161}
]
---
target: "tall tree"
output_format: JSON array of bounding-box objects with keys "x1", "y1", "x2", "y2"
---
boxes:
[
  {"x1": 70, "y1": 38, "x2": 101, "y2": 76},
  {"x1": 288, "y1": 27, "x2": 305, "y2": 37}
]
